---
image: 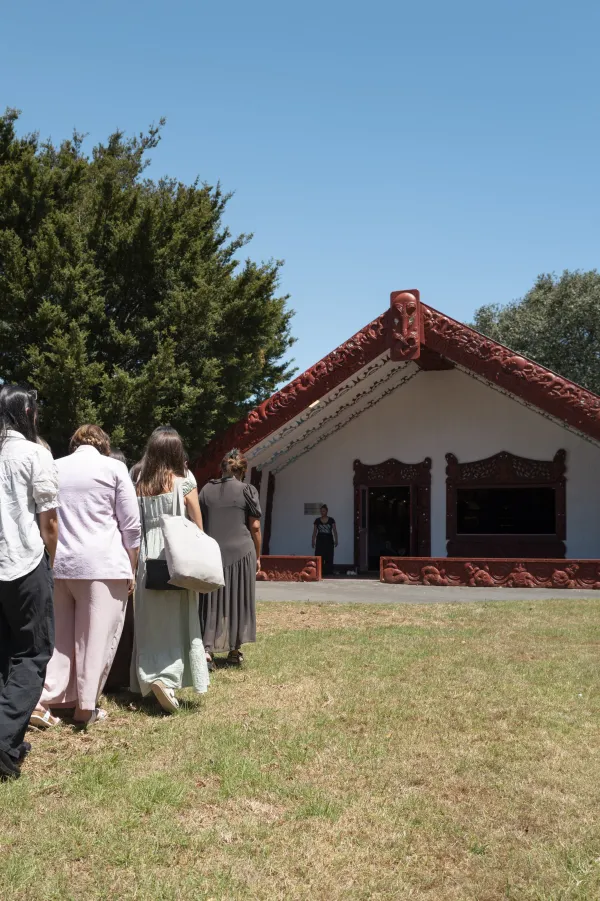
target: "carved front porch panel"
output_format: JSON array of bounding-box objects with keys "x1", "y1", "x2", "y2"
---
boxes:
[{"x1": 381, "y1": 557, "x2": 600, "y2": 590}]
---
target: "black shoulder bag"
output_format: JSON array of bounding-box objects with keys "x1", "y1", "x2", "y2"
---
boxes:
[{"x1": 140, "y1": 495, "x2": 180, "y2": 591}]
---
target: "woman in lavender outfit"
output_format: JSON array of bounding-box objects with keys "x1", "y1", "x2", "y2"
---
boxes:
[{"x1": 37, "y1": 425, "x2": 140, "y2": 726}]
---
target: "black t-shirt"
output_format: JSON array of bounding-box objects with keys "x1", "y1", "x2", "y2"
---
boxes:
[{"x1": 314, "y1": 517, "x2": 335, "y2": 538}]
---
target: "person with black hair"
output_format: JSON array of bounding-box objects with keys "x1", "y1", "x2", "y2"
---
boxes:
[
  {"x1": 0, "y1": 386, "x2": 59, "y2": 779},
  {"x1": 312, "y1": 505, "x2": 338, "y2": 576}
]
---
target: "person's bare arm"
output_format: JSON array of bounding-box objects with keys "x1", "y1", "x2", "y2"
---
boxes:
[
  {"x1": 184, "y1": 488, "x2": 204, "y2": 530},
  {"x1": 312, "y1": 523, "x2": 318, "y2": 548},
  {"x1": 39, "y1": 509, "x2": 59, "y2": 567},
  {"x1": 249, "y1": 517, "x2": 262, "y2": 572},
  {"x1": 115, "y1": 466, "x2": 141, "y2": 593},
  {"x1": 126, "y1": 547, "x2": 139, "y2": 594},
  {"x1": 333, "y1": 522, "x2": 339, "y2": 548}
]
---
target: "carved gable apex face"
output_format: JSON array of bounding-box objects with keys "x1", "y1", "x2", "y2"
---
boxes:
[{"x1": 388, "y1": 290, "x2": 421, "y2": 362}]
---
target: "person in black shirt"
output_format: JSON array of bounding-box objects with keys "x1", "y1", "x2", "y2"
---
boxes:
[{"x1": 312, "y1": 505, "x2": 338, "y2": 576}]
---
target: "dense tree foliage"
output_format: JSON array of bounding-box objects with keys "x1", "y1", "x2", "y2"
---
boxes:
[
  {"x1": 0, "y1": 109, "x2": 294, "y2": 459},
  {"x1": 474, "y1": 270, "x2": 600, "y2": 394}
]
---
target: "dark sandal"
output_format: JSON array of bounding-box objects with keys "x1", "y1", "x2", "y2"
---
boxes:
[{"x1": 226, "y1": 650, "x2": 244, "y2": 666}]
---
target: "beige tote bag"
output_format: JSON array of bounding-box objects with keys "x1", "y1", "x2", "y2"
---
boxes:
[{"x1": 161, "y1": 480, "x2": 225, "y2": 593}]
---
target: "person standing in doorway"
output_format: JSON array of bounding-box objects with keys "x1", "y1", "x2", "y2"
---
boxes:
[
  {"x1": 0, "y1": 386, "x2": 59, "y2": 779},
  {"x1": 312, "y1": 505, "x2": 338, "y2": 577}
]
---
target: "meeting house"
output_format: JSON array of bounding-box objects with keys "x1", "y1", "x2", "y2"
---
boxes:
[{"x1": 193, "y1": 290, "x2": 600, "y2": 589}]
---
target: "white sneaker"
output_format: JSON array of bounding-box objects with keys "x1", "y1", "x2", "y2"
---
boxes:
[{"x1": 151, "y1": 681, "x2": 179, "y2": 713}]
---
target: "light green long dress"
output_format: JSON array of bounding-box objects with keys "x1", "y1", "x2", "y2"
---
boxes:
[{"x1": 130, "y1": 477, "x2": 209, "y2": 697}]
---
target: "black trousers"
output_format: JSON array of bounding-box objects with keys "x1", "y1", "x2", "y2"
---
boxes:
[
  {"x1": 315, "y1": 536, "x2": 335, "y2": 576},
  {"x1": 0, "y1": 556, "x2": 55, "y2": 760}
]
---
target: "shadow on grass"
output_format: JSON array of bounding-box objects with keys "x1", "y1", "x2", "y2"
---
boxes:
[
  {"x1": 105, "y1": 688, "x2": 206, "y2": 716},
  {"x1": 211, "y1": 656, "x2": 242, "y2": 671},
  {"x1": 103, "y1": 689, "x2": 169, "y2": 717}
]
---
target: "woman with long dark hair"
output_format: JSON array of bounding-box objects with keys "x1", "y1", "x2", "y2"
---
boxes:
[
  {"x1": 131, "y1": 427, "x2": 209, "y2": 712},
  {"x1": 0, "y1": 386, "x2": 59, "y2": 778},
  {"x1": 199, "y1": 449, "x2": 262, "y2": 667}
]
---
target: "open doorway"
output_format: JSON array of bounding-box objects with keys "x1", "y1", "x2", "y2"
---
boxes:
[
  {"x1": 354, "y1": 458, "x2": 432, "y2": 572},
  {"x1": 367, "y1": 487, "x2": 411, "y2": 571}
]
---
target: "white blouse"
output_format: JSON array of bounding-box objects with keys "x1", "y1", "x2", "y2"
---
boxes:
[{"x1": 0, "y1": 430, "x2": 60, "y2": 580}]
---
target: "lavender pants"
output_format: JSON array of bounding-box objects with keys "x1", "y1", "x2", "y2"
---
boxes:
[{"x1": 40, "y1": 579, "x2": 128, "y2": 713}]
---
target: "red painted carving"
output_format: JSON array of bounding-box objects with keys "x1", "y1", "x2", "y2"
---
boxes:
[
  {"x1": 262, "y1": 472, "x2": 276, "y2": 556},
  {"x1": 353, "y1": 458, "x2": 431, "y2": 566},
  {"x1": 421, "y1": 564, "x2": 449, "y2": 586},
  {"x1": 388, "y1": 290, "x2": 421, "y2": 361},
  {"x1": 192, "y1": 297, "x2": 600, "y2": 486},
  {"x1": 256, "y1": 556, "x2": 321, "y2": 582},
  {"x1": 380, "y1": 557, "x2": 600, "y2": 589},
  {"x1": 464, "y1": 562, "x2": 495, "y2": 586},
  {"x1": 423, "y1": 306, "x2": 600, "y2": 442},
  {"x1": 446, "y1": 450, "x2": 567, "y2": 558},
  {"x1": 193, "y1": 311, "x2": 389, "y2": 485},
  {"x1": 550, "y1": 564, "x2": 579, "y2": 589},
  {"x1": 505, "y1": 562, "x2": 537, "y2": 588}
]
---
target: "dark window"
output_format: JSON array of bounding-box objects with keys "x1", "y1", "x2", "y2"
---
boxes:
[
  {"x1": 456, "y1": 487, "x2": 556, "y2": 535},
  {"x1": 367, "y1": 486, "x2": 411, "y2": 570}
]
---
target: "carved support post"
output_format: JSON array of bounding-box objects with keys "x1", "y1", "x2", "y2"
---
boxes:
[
  {"x1": 250, "y1": 467, "x2": 263, "y2": 493},
  {"x1": 263, "y1": 472, "x2": 276, "y2": 556}
]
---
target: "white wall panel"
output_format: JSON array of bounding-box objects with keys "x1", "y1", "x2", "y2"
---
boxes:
[{"x1": 266, "y1": 368, "x2": 600, "y2": 561}]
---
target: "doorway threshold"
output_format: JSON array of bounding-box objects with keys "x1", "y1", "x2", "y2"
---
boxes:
[{"x1": 328, "y1": 572, "x2": 381, "y2": 581}]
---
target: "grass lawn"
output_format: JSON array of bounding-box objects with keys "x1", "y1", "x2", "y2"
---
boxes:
[{"x1": 2, "y1": 599, "x2": 600, "y2": 900}]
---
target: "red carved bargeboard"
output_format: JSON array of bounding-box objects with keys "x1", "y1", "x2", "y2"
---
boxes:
[
  {"x1": 380, "y1": 557, "x2": 600, "y2": 589},
  {"x1": 422, "y1": 306, "x2": 600, "y2": 441},
  {"x1": 192, "y1": 295, "x2": 600, "y2": 486},
  {"x1": 257, "y1": 556, "x2": 322, "y2": 582},
  {"x1": 193, "y1": 311, "x2": 389, "y2": 485}
]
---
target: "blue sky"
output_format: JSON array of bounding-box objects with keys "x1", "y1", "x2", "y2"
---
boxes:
[{"x1": 2, "y1": 1, "x2": 599, "y2": 377}]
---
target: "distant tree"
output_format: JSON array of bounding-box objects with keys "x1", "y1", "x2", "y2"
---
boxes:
[
  {"x1": 473, "y1": 270, "x2": 600, "y2": 394},
  {"x1": 0, "y1": 109, "x2": 295, "y2": 458}
]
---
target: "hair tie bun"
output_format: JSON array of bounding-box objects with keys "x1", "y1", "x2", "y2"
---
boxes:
[{"x1": 220, "y1": 447, "x2": 248, "y2": 478}]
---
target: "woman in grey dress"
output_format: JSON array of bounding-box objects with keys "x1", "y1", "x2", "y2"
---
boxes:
[{"x1": 199, "y1": 449, "x2": 262, "y2": 667}]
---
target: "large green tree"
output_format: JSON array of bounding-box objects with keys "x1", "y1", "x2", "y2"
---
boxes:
[
  {"x1": 0, "y1": 109, "x2": 295, "y2": 459},
  {"x1": 473, "y1": 269, "x2": 600, "y2": 394}
]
